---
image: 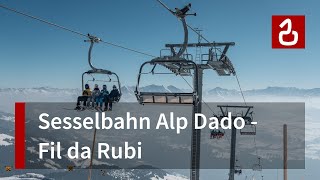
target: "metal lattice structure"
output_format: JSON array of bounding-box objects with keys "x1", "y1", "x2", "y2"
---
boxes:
[
  {"x1": 135, "y1": 3, "x2": 236, "y2": 180},
  {"x1": 217, "y1": 105, "x2": 255, "y2": 180}
]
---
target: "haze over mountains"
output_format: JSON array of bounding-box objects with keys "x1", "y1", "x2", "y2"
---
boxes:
[{"x1": 1, "y1": 85, "x2": 320, "y2": 97}]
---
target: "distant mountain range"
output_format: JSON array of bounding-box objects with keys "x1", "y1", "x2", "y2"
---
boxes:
[
  {"x1": 1, "y1": 86, "x2": 320, "y2": 98},
  {"x1": 0, "y1": 85, "x2": 318, "y2": 113}
]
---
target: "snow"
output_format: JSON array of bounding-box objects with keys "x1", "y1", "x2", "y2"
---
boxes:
[
  {"x1": 151, "y1": 174, "x2": 188, "y2": 180},
  {"x1": 43, "y1": 163, "x2": 58, "y2": 170},
  {"x1": 0, "y1": 133, "x2": 14, "y2": 146},
  {"x1": 27, "y1": 146, "x2": 38, "y2": 154},
  {"x1": 0, "y1": 115, "x2": 14, "y2": 122},
  {"x1": 30, "y1": 137, "x2": 39, "y2": 142},
  {"x1": 45, "y1": 159, "x2": 61, "y2": 168},
  {"x1": 0, "y1": 173, "x2": 48, "y2": 180},
  {"x1": 63, "y1": 153, "x2": 113, "y2": 168}
]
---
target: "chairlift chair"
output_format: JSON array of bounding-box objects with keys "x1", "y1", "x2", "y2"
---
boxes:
[
  {"x1": 240, "y1": 111, "x2": 256, "y2": 135},
  {"x1": 240, "y1": 124, "x2": 256, "y2": 135},
  {"x1": 210, "y1": 114, "x2": 226, "y2": 139},
  {"x1": 82, "y1": 34, "x2": 122, "y2": 102},
  {"x1": 234, "y1": 159, "x2": 242, "y2": 175},
  {"x1": 135, "y1": 58, "x2": 198, "y2": 105},
  {"x1": 82, "y1": 69, "x2": 122, "y2": 102},
  {"x1": 234, "y1": 166, "x2": 242, "y2": 175},
  {"x1": 252, "y1": 157, "x2": 262, "y2": 171},
  {"x1": 135, "y1": 6, "x2": 199, "y2": 105},
  {"x1": 210, "y1": 129, "x2": 225, "y2": 139},
  {"x1": 216, "y1": 105, "x2": 256, "y2": 135}
]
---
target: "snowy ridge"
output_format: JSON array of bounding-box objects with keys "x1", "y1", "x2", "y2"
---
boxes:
[
  {"x1": 0, "y1": 133, "x2": 14, "y2": 146},
  {"x1": 1, "y1": 85, "x2": 320, "y2": 113},
  {"x1": 1, "y1": 86, "x2": 320, "y2": 98},
  {"x1": 0, "y1": 115, "x2": 14, "y2": 122},
  {"x1": 0, "y1": 173, "x2": 50, "y2": 180}
]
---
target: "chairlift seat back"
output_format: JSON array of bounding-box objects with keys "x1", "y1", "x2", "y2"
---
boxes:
[{"x1": 138, "y1": 92, "x2": 195, "y2": 105}]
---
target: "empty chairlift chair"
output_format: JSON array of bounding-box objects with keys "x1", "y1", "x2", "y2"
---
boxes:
[
  {"x1": 135, "y1": 5, "x2": 199, "y2": 106},
  {"x1": 239, "y1": 111, "x2": 256, "y2": 135},
  {"x1": 135, "y1": 58, "x2": 198, "y2": 105},
  {"x1": 252, "y1": 157, "x2": 262, "y2": 171},
  {"x1": 216, "y1": 105, "x2": 256, "y2": 135}
]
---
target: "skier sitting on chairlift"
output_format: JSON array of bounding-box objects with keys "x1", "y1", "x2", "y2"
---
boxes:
[
  {"x1": 235, "y1": 169, "x2": 242, "y2": 175},
  {"x1": 105, "y1": 85, "x2": 120, "y2": 111},
  {"x1": 75, "y1": 84, "x2": 92, "y2": 110},
  {"x1": 210, "y1": 130, "x2": 224, "y2": 139},
  {"x1": 92, "y1": 84, "x2": 101, "y2": 109},
  {"x1": 210, "y1": 130, "x2": 217, "y2": 139},
  {"x1": 100, "y1": 85, "x2": 109, "y2": 111},
  {"x1": 218, "y1": 130, "x2": 224, "y2": 138}
]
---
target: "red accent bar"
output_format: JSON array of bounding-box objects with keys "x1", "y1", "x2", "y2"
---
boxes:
[{"x1": 15, "y1": 102, "x2": 25, "y2": 169}]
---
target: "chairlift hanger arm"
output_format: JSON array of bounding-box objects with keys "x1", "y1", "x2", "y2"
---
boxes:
[
  {"x1": 165, "y1": 42, "x2": 235, "y2": 48},
  {"x1": 151, "y1": 64, "x2": 157, "y2": 74},
  {"x1": 85, "y1": 34, "x2": 102, "y2": 71},
  {"x1": 219, "y1": 106, "x2": 226, "y2": 116},
  {"x1": 112, "y1": 72, "x2": 122, "y2": 96},
  {"x1": 155, "y1": 1, "x2": 198, "y2": 58},
  {"x1": 174, "y1": 14, "x2": 188, "y2": 58},
  {"x1": 244, "y1": 107, "x2": 253, "y2": 117},
  {"x1": 217, "y1": 105, "x2": 253, "y2": 118}
]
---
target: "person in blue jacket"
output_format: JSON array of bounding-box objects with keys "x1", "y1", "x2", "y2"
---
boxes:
[
  {"x1": 105, "y1": 85, "x2": 120, "y2": 111},
  {"x1": 100, "y1": 85, "x2": 109, "y2": 111}
]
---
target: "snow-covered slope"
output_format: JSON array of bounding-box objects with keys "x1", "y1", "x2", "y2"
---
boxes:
[
  {"x1": 0, "y1": 134, "x2": 14, "y2": 146},
  {"x1": 0, "y1": 173, "x2": 50, "y2": 180}
]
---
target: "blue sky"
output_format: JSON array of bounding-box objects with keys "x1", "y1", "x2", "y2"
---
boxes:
[{"x1": 0, "y1": 0, "x2": 319, "y2": 90}]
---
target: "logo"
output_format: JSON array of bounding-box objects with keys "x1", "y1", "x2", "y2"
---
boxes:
[{"x1": 272, "y1": 15, "x2": 305, "y2": 49}]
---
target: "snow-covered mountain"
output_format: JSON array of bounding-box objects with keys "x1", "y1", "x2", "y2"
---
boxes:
[
  {"x1": 1, "y1": 85, "x2": 320, "y2": 98},
  {"x1": 1, "y1": 85, "x2": 320, "y2": 113},
  {"x1": 245, "y1": 86, "x2": 320, "y2": 97}
]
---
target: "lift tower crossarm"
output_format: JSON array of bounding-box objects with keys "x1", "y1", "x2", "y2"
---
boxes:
[{"x1": 165, "y1": 42, "x2": 235, "y2": 48}]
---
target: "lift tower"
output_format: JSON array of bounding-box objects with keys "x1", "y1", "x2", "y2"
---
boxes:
[
  {"x1": 165, "y1": 42, "x2": 236, "y2": 180},
  {"x1": 135, "y1": 3, "x2": 236, "y2": 180},
  {"x1": 217, "y1": 105, "x2": 256, "y2": 180}
]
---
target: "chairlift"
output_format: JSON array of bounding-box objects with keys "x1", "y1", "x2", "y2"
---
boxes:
[
  {"x1": 210, "y1": 129, "x2": 224, "y2": 139},
  {"x1": 216, "y1": 105, "x2": 256, "y2": 135},
  {"x1": 135, "y1": 58, "x2": 198, "y2": 105},
  {"x1": 209, "y1": 114, "x2": 225, "y2": 139},
  {"x1": 252, "y1": 157, "x2": 262, "y2": 171},
  {"x1": 240, "y1": 111, "x2": 256, "y2": 135},
  {"x1": 135, "y1": 5, "x2": 198, "y2": 105},
  {"x1": 82, "y1": 34, "x2": 122, "y2": 102},
  {"x1": 234, "y1": 159, "x2": 242, "y2": 175},
  {"x1": 240, "y1": 124, "x2": 256, "y2": 135}
]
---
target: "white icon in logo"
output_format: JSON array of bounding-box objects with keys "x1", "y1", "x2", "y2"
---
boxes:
[{"x1": 279, "y1": 18, "x2": 298, "y2": 46}]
